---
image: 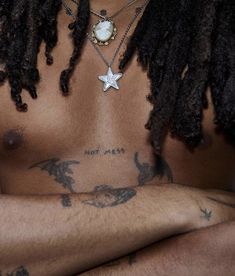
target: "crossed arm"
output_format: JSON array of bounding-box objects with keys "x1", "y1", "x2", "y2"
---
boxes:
[
  {"x1": 0, "y1": 183, "x2": 235, "y2": 275},
  {"x1": 81, "y1": 220, "x2": 235, "y2": 276}
]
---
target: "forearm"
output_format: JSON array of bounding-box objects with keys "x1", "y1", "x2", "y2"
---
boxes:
[
  {"x1": 1, "y1": 184, "x2": 234, "y2": 275},
  {"x1": 0, "y1": 184, "x2": 195, "y2": 274},
  {"x1": 82, "y1": 221, "x2": 235, "y2": 276}
]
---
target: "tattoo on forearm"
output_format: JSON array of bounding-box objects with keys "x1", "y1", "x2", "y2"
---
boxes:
[
  {"x1": 29, "y1": 158, "x2": 80, "y2": 192},
  {"x1": 61, "y1": 194, "x2": 72, "y2": 208},
  {"x1": 207, "y1": 197, "x2": 235, "y2": 209},
  {"x1": 82, "y1": 185, "x2": 136, "y2": 208},
  {"x1": 200, "y1": 208, "x2": 212, "y2": 221},
  {"x1": 0, "y1": 266, "x2": 29, "y2": 276},
  {"x1": 84, "y1": 147, "x2": 125, "y2": 157},
  {"x1": 94, "y1": 185, "x2": 116, "y2": 192},
  {"x1": 134, "y1": 152, "x2": 173, "y2": 186}
]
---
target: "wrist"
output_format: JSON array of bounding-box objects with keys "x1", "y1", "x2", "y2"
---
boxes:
[{"x1": 139, "y1": 184, "x2": 201, "y2": 235}]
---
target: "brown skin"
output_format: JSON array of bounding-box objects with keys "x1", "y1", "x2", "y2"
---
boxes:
[
  {"x1": 0, "y1": 0, "x2": 234, "y2": 275},
  {"x1": 81, "y1": 221, "x2": 235, "y2": 276}
]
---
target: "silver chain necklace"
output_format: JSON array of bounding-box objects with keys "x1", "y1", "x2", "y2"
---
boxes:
[
  {"x1": 71, "y1": 0, "x2": 139, "y2": 20},
  {"x1": 65, "y1": 0, "x2": 141, "y2": 46},
  {"x1": 62, "y1": 0, "x2": 149, "y2": 92}
]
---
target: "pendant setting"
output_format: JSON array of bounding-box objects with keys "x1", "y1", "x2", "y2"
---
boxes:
[
  {"x1": 98, "y1": 67, "x2": 123, "y2": 92},
  {"x1": 91, "y1": 19, "x2": 117, "y2": 46}
]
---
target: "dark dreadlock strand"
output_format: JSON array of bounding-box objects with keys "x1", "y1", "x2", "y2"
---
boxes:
[
  {"x1": 0, "y1": 0, "x2": 12, "y2": 62},
  {"x1": 120, "y1": 0, "x2": 191, "y2": 154},
  {"x1": 210, "y1": 0, "x2": 235, "y2": 144},
  {"x1": 170, "y1": 0, "x2": 220, "y2": 147},
  {"x1": 60, "y1": 0, "x2": 89, "y2": 94},
  {"x1": 40, "y1": 0, "x2": 62, "y2": 65},
  {"x1": 6, "y1": 0, "x2": 29, "y2": 111},
  {"x1": 1, "y1": 0, "x2": 62, "y2": 111},
  {"x1": 119, "y1": 0, "x2": 153, "y2": 70},
  {"x1": 0, "y1": 0, "x2": 13, "y2": 82},
  {"x1": 20, "y1": 0, "x2": 41, "y2": 100},
  {"x1": 146, "y1": 0, "x2": 191, "y2": 95},
  {"x1": 138, "y1": 0, "x2": 180, "y2": 69},
  {"x1": 147, "y1": 0, "x2": 195, "y2": 154}
]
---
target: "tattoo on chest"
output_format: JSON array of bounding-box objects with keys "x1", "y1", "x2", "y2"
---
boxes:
[
  {"x1": 134, "y1": 152, "x2": 173, "y2": 186},
  {"x1": 82, "y1": 185, "x2": 136, "y2": 208},
  {"x1": 0, "y1": 266, "x2": 29, "y2": 276},
  {"x1": 200, "y1": 208, "x2": 212, "y2": 221},
  {"x1": 29, "y1": 158, "x2": 80, "y2": 192},
  {"x1": 61, "y1": 194, "x2": 72, "y2": 207},
  {"x1": 84, "y1": 147, "x2": 126, "y2": 157}
]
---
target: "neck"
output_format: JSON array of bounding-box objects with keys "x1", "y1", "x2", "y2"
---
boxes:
[{"x1": 89, "y1": 0, "x2": 137, "y2": 12}]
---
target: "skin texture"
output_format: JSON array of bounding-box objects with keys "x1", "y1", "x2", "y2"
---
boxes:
[
  {"x1": 0, "y1": 0, "x2": 234, "y2": 275},
  {"x1": 0, "y1": 1, "x2": 234, "y2": 195},
  {"x1": 81, "y1": 221, "x2": 235, "y2": 276}
]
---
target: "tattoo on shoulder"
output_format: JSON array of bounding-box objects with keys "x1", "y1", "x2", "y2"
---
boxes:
[
  {"x1": 200, "y1": 208, "x2": 212, "y2": 221},
  {"x1": 82, "y1": 186, "x2": 136, "y2": 208},
  {"x1": 1, "y1": 266, "x2": 29, "y2": 276},
  {"x1": 61, "y1": 194, "x2": 72, "y2": 208},
  {"x1": 29, "y1": 158, "x2": 80, "y2": 192},
  {"x1": 134, "y1": 152, "x2": 173, "y2": 186},
  {"x1": 207, "y1": 197, "x2": 235, "y2": 209}
]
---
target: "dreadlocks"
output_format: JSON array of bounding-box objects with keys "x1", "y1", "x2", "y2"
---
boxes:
[{"x1": 0, "y1": 0, "x2": 234, "y2": 155}]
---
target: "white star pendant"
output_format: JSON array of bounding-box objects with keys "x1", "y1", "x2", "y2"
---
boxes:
[{"x1": 98, "y1": 67, "x2": 123, "y2": 92}]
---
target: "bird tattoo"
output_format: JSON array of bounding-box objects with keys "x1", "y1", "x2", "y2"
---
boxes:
[
  {"x1": 134, "y1": 152, "x2": 173, "y2": 186},
  {"x1": 29, "y1": 158, "x2": 80, "y2": 192}
]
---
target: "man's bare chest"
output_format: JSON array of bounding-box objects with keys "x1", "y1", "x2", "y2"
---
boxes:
[{"x1": 0, "y1": 14, "x2": 234, "y2": 195}]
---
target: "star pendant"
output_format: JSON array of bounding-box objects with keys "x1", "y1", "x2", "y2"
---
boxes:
[{"x1": 98, "y1": 67, "x2": 123, "y2": 92}]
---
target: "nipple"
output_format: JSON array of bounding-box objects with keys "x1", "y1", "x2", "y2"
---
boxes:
[{"x1": 3, "y1": 128, "x2": 24, "y2": 150}]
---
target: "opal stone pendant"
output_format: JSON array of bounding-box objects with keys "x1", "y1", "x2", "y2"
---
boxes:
[{"x1": 91, "y1": 19, "x2": 117, "y2": 46}]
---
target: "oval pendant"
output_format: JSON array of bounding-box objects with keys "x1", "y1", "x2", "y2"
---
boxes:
[{"x1": 91, "y1": 19, "x2": 117, "y2": 46}]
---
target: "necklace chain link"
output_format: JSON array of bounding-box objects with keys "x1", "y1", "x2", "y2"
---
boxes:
[
  {"x1": 70, "y1": 0, "x2": 140, "y2": 20},
  {"x1": 62, "y1": 0, "x2": 149, "y2": 69},
  {"x1": 87, "y1": 3, "x2": 147, "y2": 68}
]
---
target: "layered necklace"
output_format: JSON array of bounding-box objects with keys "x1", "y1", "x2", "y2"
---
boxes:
[
  {"x1": 62, "y1": 0, "x2": 149, "y2": 92},
  {"x1": 71, "y1": 0, "x2": 140, "y2": 46}
]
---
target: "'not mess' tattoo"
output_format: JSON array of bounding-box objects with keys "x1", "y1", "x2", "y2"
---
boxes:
[
  {"x1": 29, "y1": 158, "x2": 80, "y2": 192},
  {"x1": 134, "y1": 152, "x2": 173, "y2": 186},
  {"x1": 82, "y1": 185, "x2": 136, "y2": 208},
  {"x1": 85, "y1": 147, "x2": 125, "y2": 157},
  {"x1": 0, "y1": 266, "x2": 29, "y2": 276}
]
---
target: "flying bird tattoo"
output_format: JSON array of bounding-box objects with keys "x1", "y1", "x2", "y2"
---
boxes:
[
  {"x1": 134, "y1": 152, "x2": 173, "y2": 186},
  {"x1": 29, "y1": 158, "x2": 80, "y2": 192}
]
